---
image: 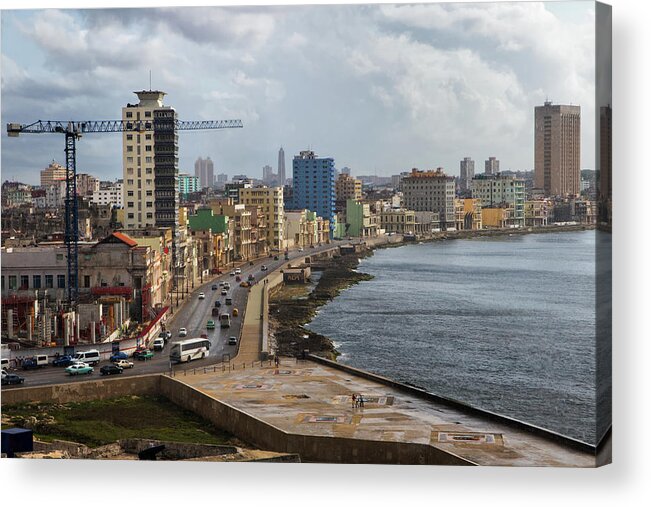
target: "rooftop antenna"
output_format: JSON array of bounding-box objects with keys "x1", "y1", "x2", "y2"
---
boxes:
[{"x1": 149, "y1": 70, "x2": 152, "y2": 91}]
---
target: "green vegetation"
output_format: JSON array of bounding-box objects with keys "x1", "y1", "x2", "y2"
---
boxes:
[{"x1": 1, "y1": 395, "x2": 236, "y2": 448}]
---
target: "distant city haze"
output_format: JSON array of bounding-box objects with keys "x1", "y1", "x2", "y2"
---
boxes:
[{"x1": 1, "y1": 2, "x2": 596, "y2": 184}]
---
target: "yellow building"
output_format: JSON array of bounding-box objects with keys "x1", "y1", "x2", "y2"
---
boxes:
[
  {"x1": 239, "y1": 186, "x2": 284, "y2": 251},
  {"x1": 481, "y1": 208, "x2": 511, "y2": 228},
  {"x1": 455, "y1": 198, "x2": 482, "y2": 230}
]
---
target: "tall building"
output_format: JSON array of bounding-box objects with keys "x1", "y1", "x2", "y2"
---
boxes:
[
  {"x1": 471, "y1": 173, "x2": 525, "y2": 227},
  {"x1": 262, "y1": 165, "x2": 275, "y2": 185},
  {"x1": 459, "y1": 157, "x2": 475, "y2": 192},
  {"x1": 122, "y1": 90, "x2": 178, "y2": 231},
  {"x1": 340, "y1": 166, "x2": 351, "y2": 176},
  {"x1": 534, "y1": 101, "x2": 581, "y2": 196},
  {"x1": 40, "y1": 161, "x2": 67, "y2": 187},
  {"x1": 485, "y1": 157, "x2": 499, "y2": 175},
  {"x1": 401, "y1": 168, "x2": 455, "y2": 229},
  {"x1": 277, "y1": 147, "x2": 286, "y2": 186},
  {"x1": 239, "y1": 186, "x2": 285, "y2": 250},
  {"x1": 179, "y1": 173, "x2": 199, "y2": 197},
  {"x1": 194, "y1": 156, "x2": 214, "y2": 189},
  {"x1": 217, "y1": 173, "x2": 228, "y2": 183},
  {"x1": 335, "y1": 173, "x2": 362, "y2": 212},
  {"x1": 292, "y1": 150, "x2": 336, "y2": 237}
]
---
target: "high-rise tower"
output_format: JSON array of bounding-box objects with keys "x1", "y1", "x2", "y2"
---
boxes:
[
  {"x1": 122, "y1": 90, "x2": 178, "y2": 231},
  {"x1": 194, "y1": 156, "x2": 214, "y2": 189},
  {"x1": 278, "y1": 147, "x2": 286, "y2": 186},
  {"x1": 292, "y1": 150, "x2": 335, "y2": 237},
  {"x1": 459, "y1": 157, "x2": 475, "y2": 192},
  {"x1": 534, "y1": 101, "x2": 581, "y2": 196}
]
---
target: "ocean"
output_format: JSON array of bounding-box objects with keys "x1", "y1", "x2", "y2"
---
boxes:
[{"x1": 307, "y1": 230, "x2": 606, "y2": 444}]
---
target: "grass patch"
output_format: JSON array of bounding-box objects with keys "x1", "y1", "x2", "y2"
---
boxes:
[{"x1": 1, "y1": 395, "x2": 236, "y2": 448}]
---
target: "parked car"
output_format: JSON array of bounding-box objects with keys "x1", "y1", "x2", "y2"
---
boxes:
[
  {"x1": 133, "y1": 347, "x2": 148, "y2": 359},
  {"x1": 211, "y1": 284, "x2": 218, "y2": 290},
  {"x1": 100, "y1": 364, "x2": 123, "y2": 376},
  {"x1": 179, "y1": 327, "x2": 188, "y2": 337},
  {"x1": 206, "y1": 319, "x2": 216, "y2": 330},
  {"x1": 234, "y1": 268, "x2": 242, "y2": 275},
  {"x1": 1, "y1": 373, "x2": 25, "y2": 386},
  {"x1": 153, "y1": 337, "x2": 165, "y2": 351},
  {"x1": 261, "y1": 265, "x2": 268, "y2": 271},
  {"x1": 221, "y1": 289, "x2": 228, "y2": 296},
  {"x1": 66, "y1": 363, "x2": 94, "y2": 375},
  {"x1": 114, "y1": 359, "x2": 134, "y2": 369},
  {"x1": 136, "y1": 350, "x2": 154, "y2": 361},
  {"x1": 198, "y1": 292, "x2": 205, "y2": 300},
  {"x1": 228, "y1": 336, "x2": 238, "y2": 346},
  {"x1": 52, "y1": 355, "x2": 75, "y2": 367},
  {"x1": 110, "y1": 352, "x2": 129, "y2": 363}
]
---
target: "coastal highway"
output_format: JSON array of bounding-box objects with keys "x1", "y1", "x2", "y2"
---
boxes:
[{"x1": 3, "y1": 241, "x2": 345, "y2": 388}]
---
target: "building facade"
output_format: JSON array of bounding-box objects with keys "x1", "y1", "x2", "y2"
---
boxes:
[
  {"x1": 278, "y1": 147, "x2": 286, "y2": 187},
  {"x1": 459, "y1": 157, "x2": 475, "y2": 193},
  {"x1": 336, "y1": 173, "x2": 363, "y2": 212},
  {"x1": 485, "y1": 157, "x2": 499, "y2": 175},
  {"x1": 179, "y1": 173, "x2": 199, "y2": 197},
  {"x1": 92, "y1": 181, "x2": 123, "y2": 208},
  {"x1": 534, "y1": 101, "x2": 581, "y2": 196},
  {"x1": 471, "y1": 173, "x2": 525, "y2": 227},
  {"x1": 401, "y1": 168, "x2": 455, "y2": 229},
  {"x1": 194, "y1": 157, "x2": 214, "y2": 189},
  {"x1": 40, "y1": 161, "x2": 67, "y2": 187},
  {"x1": 238, "y1": 186, "x2": 285, "y2": 251},
  {"x1": 292, "y1": 150, "x2": 335, "y2": 237}
]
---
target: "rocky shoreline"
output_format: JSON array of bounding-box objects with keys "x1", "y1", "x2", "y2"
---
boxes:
[{"x1": 269, "y1": 250, "x2": 374, "y2": 360}]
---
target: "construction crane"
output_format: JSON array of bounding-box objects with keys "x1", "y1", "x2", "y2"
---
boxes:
[{"x1": 6, "y1": 118, "x2": 243, "y2": 311}]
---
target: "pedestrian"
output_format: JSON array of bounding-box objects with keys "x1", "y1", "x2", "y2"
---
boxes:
[
  {"x1": 359, "y1": 394, "x2": 364, "y2": 408},
  {"x1": 351, "y1": 393, "x2": 356, "y2": 408}
]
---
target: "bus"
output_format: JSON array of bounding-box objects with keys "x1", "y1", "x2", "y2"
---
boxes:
[
  {"x1": 220, "y1": 313, "x2": 231, "y2": 328},
  {"x1": 169, "y1": 338, "x2": 211, "y2": 363}
]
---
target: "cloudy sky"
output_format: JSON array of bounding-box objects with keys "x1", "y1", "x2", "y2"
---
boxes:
[{"x1": 1, "y1": 1, "x2": 596, "y2": 184}]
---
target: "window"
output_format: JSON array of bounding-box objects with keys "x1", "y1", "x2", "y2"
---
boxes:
[
  {"x1": 146, "y1": 213, "x2": 153, "y2": 219},
  {"x1": 146, "y1": 190, "x2": 153, "y2": 197},
  {"x1": 128, "y1": 213, "x2": 134, "y2": 219},
  {"x1": 128, "y1": 201, "x2": 134, "y2": 208},
  {"x1": 127, "y1": 168, "x2": 134, "y2": 175},
  {"x1": 84, "y1": 275, "x2": 91, "y2": 288},
  {"x1": 33, "y1": 275, "x2": 41, "y2": 289},
  {"x1": 126, "y1": 134, "x2": 133, "y2": 140},
  {"x1": 127, "y1": 157, "x2": 134, "y2": 163},
  {"x1": 57, "y1": 275, "x2": 66, "y2": 289},
  {"x1": 45, "y1": 275, "x2": 54, "y2": 288},
  {"x1": 146, "y1": 202, "x2": 153, "y2": 208},
  {"x1": 127, "y1": 191, "x2": 134, "y2": 197},
  {"x1": 56, "y1": 253, "x2": 64, "y2": 261},
  {"x1": 20, "y1": 275, "x2": 29, "y2": 289},
  {"x1": 145, "y1": 111, "x2": 152, "y2": 118},
  {"x1": 145, "y1": 158, "x2": 153, "y2": 164},
  {"x1": 126, "y1": 145, "x2": 133, "y2": 152},
  {"x1": 9, "y1": 275, "x2": 17, "y2": 290},
  {"x1": 145, "y1": 145, "x2": 152, "y2": 152},
  {"x1": 126, "y1": 111, "x2": 133, "y2": 118},
  {"x1": 127, "y1": 179, "x2": 134, "y2": 185}
]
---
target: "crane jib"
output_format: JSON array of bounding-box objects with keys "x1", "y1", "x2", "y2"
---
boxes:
[{"x1": 7, "y1": 119, "x2": 243, "y2": 135}]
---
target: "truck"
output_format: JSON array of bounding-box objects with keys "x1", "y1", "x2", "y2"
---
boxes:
[{"x1": 22, "y1": 354, "x2": 49, "y2": 370}]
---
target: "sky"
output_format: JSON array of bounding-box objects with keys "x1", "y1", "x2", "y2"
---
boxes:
[{"x1": 1, "y1": 1, "x2": 597, "y2": 185}]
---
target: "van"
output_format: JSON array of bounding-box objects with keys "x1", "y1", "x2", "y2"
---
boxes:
[
  {"x1": 74, "y1": 349, "x2": 101, "y2": 366},
  {"x1": 220, "y1": 313, "x2": 231, "y2": 328},
  {"x1": 153, "y1": 337, "x2": 165, "y2": 351},
  {"x1": 22, "y1": 354, "x2": 49, "y2": 370},
  {"x1": 1, "y1": 358, "x2": 9, "y2": 370}
]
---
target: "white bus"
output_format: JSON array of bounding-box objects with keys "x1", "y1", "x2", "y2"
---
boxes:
[{"x1": 169, "y1": 338, "x2": 211, "y2": 363}]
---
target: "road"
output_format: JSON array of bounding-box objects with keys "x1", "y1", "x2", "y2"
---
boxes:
[{"x1": 3, "y1": 242, "x2": 345, "y2": 388}]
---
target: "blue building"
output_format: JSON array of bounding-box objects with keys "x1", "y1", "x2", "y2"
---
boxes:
[{"x1": 292, "y1": 150, "x2": 335, "y2": 237}]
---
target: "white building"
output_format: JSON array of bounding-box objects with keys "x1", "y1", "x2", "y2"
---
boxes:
[{"x1": 92, "y1": 181, "x2": 124, "y2": 208}]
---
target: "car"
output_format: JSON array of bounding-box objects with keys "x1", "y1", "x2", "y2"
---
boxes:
[
  {"x1": 232, "y1": 308, "x2": 239, "y2": 317},
  {"x1": 214, "y1": 300, "x2": 221, "y2": 308},
  {"x1": 65, "y1": 363, "x2": 94, "y2": 375},
  {"x1": 261, "y1": 265, "x2": 268, "y2": 271},
  {"x1": 298, "y1": 248, "x2": 304, "y2": 252},
  {"x1": 136, "y1": 350, "x2": 154, "y2": 361},
  {"x1": 179, "y1": 327, "x2": 188, "y2": 337},
  {"x1": 234, "y1": 268, "x2": 242, "y2": 275},
  {"x1": 228, "y1": 336, "x2": 238, "y2": 346},
  {"x1": 206, "y1": 319, "x2": 216, "y2": 330},
  {"x1": 221, "y1": 289, "x2": 228, "y2": 296},
  {"x1": 133, "y1": 347, "x2": 148, "y2": 359},
  {"x1": 235, "y1": 275, "x2": 242, "y2": 282},
  {"x1": 198, "y1": 292, "x2": 205, "y2": 300},
  {"x1": 153, "y1": 337, "x2": 165, "y2": 351},
  {"x1": 114, "y1": 359, "x2": 134, "y2": 369},
  {"x1": 165, "y1": 330, "x2": 172, "y2": 340},
  {"x1": 200, "y1": 333, "x2": 208, "y2": 339},
  {"x1": 100, "y1": 364, "x2": 123, "y2": 376},
  {"x1": 248, "y1": 274, "x2": 255, "y2": 281},
  {"x1": 223, "y1": 282, "x2": 231, "y2": 290},
  {"x1": 52, "y1": 355, "x2": 75, "y2": 367},
  {"x1": 225, "y1": 297, "x2": 232, "y2": 305},
  {"x1": 110, "y1": 352, "x2": 129, "y2": 363},
  {"x1": 211, "y1": 284, "x2": 218, "y2": 290},
  {"x1": 218, "y1": 281, "x2": 225, "y2": 287},
  {"x1": 1, "y1": 373, "x2": 25, "y2": 386},
  {"x1": 239, "y1": 281, "x2": 249, "y2": 288},
  {"x1": 230, "y1": 271, "x2": 236, "y2": 276}
]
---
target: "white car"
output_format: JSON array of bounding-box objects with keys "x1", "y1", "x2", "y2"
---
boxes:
[
  {"x1": 223, "y1": 282, "x2": 231, "y2": 290},
  {"x1": 221, "y1": 289, "x2": 228, "y2": 296},
  {"x1": 198, "y1": 292, "x2": 205, "y2": 300},
  {"x1": 114, "y1": 359, "x2": 134, "y2": 369},
  {"x1": 179, "y1": 327, "x2": 187, "y2": 337},
  {"x1": 234, "y1": 268, "x2": 242, "y2": 275}
]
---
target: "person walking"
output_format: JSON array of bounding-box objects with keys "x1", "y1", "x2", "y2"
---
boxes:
[
  {"x1": 351, "y1": 393, "x2": 356, "y2": 408},
  {"x1": 359, "y1": 394, "x2": 364, "y2": 408}
]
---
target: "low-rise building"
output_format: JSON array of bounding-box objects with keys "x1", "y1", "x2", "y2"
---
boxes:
[
  {"x1": 345, "y1": 199, "x2": 378, "y2": 238},
  {"x1": 524, "y1": 200, "x2": 549, "y2": 227},
  {"x1": 380, "y1": 209, "x2": 416, "y2": 235},
  {"x1": 454, "y1": 198, "x2": 483, "y2": 230}
]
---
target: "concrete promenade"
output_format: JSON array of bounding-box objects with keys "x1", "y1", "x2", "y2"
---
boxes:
[{"x1": 171, "y1": 358, "x2": 596, "y2": 466}]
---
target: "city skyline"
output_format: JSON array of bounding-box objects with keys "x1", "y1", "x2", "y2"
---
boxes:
[{"x1": 1, "y1": 3, "x2": 597, "y2": 185}]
